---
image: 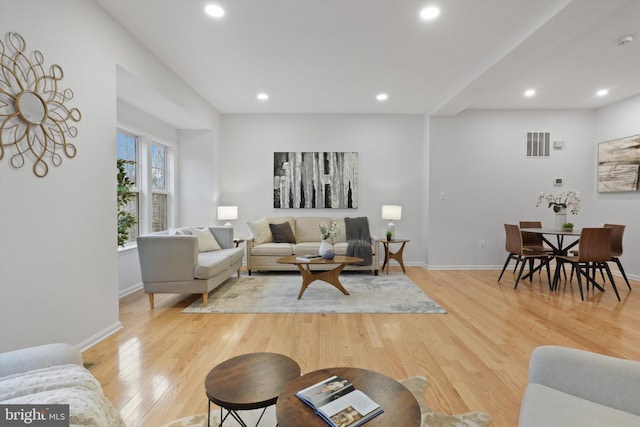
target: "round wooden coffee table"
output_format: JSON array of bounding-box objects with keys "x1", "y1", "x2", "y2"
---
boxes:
[
  {"x1": 276, "y1": 367, "x2": 421, "y2": 427},
  {"x1": 205, "y1": 352, "x2": 301, "y2": 427}
]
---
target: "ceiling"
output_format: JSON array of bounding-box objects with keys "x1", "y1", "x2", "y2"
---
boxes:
[{"x1": 96, "y1": 0, "x2": 640, "y2": 120}]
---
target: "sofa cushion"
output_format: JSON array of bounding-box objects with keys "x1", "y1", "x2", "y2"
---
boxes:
[
  {"x1": 247, "y1": 217, "x2": 272, "y2": 245},
  {"x1": 519, "y1": 383, "x2": 640, "y2": 427},
  {"x1": 190, "y1": 227, "x2": 221, "y2": 252},
  {"x1": 333, "y1": 242, "x2": 375, "y2": 256},
  {"x1": 293, "y1": 242, "x2": 323, "y2": 255},
  {"x1": 333, "y1": 242, "x2": 348, "y2": 255},
  {"x1": 252, "y1": 243, "x2": 293, "y2": 256},
  {"x1": 194, "y1": 252, "x2": 231, "y2": 279},
  {"x1": 269, "y1": 222, "x2": 296, "y2": 243},
  {"x1": 295, "y1": 217, "x2": 332, "y2": 242},
  {"x1": 268, "y1": 216, "x2": 296, "y2": 233},
  {"x1": 219, "y1": 247, "x2": 244, "y2": 265}
]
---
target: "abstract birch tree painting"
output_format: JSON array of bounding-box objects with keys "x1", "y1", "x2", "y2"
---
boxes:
[
  {"x1": 598, "y1": 134, "x2": 640, "y2": 192},
  {"x1": 274, "y1": 152, "x2": 358, "y2": 208}
]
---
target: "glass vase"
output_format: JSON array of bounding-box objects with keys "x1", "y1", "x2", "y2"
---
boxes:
[{"x1": 319, "y1": 239, "x2": 329, "y2": 256}]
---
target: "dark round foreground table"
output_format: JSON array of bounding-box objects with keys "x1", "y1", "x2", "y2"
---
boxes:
[
  {"x1": 205, "y1": 352, "x2": 301, "y2": 426},
  {"x1": 276, "y1": 367, "x2": 421, "y2": 427}
]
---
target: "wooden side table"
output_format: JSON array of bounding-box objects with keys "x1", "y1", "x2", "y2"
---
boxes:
[
  {"x1": 205, "y1": 352, "x2": 301, "y2": 427},
  {"x1": 276, "y1": 367, "x2": 421, "y2": 427},
  {"x1": 379, "y1": 239, "x2": 410, "y2": 274}
]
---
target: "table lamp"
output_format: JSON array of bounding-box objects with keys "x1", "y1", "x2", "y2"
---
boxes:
[
  {"x1": 217, "y1": 206, "x2": 238, "y2": 227},
  {"x1": 381, "y1": 205, "x2": 402, "y2": 239}
]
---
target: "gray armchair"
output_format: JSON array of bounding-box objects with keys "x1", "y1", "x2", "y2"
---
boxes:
[
  {"x1": 137, "y1": 226, "x2": 243, "y2": 308},
  {"x1": 519, "y1": 345, "x2": 640, "y2": 426}
]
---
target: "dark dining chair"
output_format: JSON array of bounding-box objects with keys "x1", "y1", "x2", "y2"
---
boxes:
[
  {"x1": 519, "y1": 221, "x2": 548, "y2": 252},
  {"x1": 554, "y1": 227, "x2": 620, "y2": 301},
  {"x1": 569, "y1": 224, "x2": 631, "y2": 291},
  {"x1": 605, "y1": 224, "x2": 632, "y2": 290},
  {"x1": 499, "y1": 224, "x2": 552, "y2": 290},
  {"x1": 518, "y1": 221, "x2": 555, "y2": 275}
]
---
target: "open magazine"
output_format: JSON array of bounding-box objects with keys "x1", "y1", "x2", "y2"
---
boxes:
[{"x1": 295, "y1": 376, "x2": 384, "y2": 427}]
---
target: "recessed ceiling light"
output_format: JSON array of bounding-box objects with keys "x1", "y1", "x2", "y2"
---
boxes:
[
  {"x1": 376, "y1": 93, "x2": 388, "y2": 101},
  {"x1": 524, "y1": 89, "x2": 536, "y2": 97},
  {"x1": 257, "y1": 93, "x2": 269, "y2": 101},
  {"x1": 205, "y1": 4, "x2": 225, "y2": 18},
  {"x1": 420, "y1": 6, "x2": 441, "y2": 20},
  {"x1": 596, "y1": 89, "x2": 609, "y2": 97}
]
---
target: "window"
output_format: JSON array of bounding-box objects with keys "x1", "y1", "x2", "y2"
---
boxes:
[
  {"x1": 151, "y1": 144, "x2": 167, "y2": 232},
  {"x1": 117, "y1": 132, "x2": 139, "y2": 244},
  {"x1": 117, "y1": 130, "x2": 173, "y2": 246}
]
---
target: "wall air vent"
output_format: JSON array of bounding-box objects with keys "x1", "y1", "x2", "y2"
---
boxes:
[{"x1": 526, "y1": 132, "x2": 550, "y2": 158}]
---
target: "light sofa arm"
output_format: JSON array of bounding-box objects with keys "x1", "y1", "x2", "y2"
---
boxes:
[
  {"x1": 370, "y1": 236, "x2": 380, "y2": 249},
  {"x1": 0, "y1": 343, "x2": 83, "y2": 377},
  {"x1": 137, "y1": 235, "x2": 199, "y2": 283},
  {"x1": 529, "y1": 345, "x2": 640, "y2": 416}
]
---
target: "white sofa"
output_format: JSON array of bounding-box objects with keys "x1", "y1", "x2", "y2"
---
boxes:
[
  {"x1": 137, "y1": 226, "x2": 244, "y2": 308},
  {"x1": 519, "y1": 345, "x2": 640, "y2": 426},
  {"x1": 245, "y1": 216, "x2": 379, "y2": 275},
  {"x1": 0, "y1": 343, "x2": 125, "y2": 427}
]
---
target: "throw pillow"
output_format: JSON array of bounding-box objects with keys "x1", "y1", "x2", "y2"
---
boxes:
[
  {"x1": 169, "y1": 229, "x2": 185, "y2": 236},
  {"x1": 247, "y1": 218, "x2": 272, "y2": 245},
  {"x1": 190, "y1": 227, "x2": 222, "y2": 252},
  {"x1": 269, "y1": 222, "x2": 296, "y2": 243}
]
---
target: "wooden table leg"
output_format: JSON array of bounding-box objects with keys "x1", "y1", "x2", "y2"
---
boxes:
[
  {"x1": 382, "y1": 242, "x2": 390, "y2": 273},
  {"x1": 296, "y1": 263, "x2": 351, "y2": 299},
  {"x1": 383, "y1": 242, "x2": 408, "y2": 274}
]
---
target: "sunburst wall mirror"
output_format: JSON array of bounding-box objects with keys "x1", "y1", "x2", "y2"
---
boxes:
[{"x1": 0, "y1": 31, "x2": 81, "y2": 177}]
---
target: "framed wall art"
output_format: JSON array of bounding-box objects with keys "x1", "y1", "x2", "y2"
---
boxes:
[
  {"x1": 598, "y1": 134, "x2": 640, "y2": 192},
  {"x1": 274, "y1": 152, "x2": 358, "y2": 208},
  {"x1": 0, "y1": 32, "x2": 81, "y2": 177}
]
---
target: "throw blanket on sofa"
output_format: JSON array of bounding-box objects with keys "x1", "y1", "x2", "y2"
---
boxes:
[
  {"x1": 345, "y1": 217, "x2": 372, "y2": 266},
  {"x1": 0, "y1": 364, "x2": 125, "y2": 427}
]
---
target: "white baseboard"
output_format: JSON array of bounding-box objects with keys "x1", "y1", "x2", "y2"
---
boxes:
[
  {"x1": 119, "y1": 283, "x2": 143, "y2": 298},
  {"x1": 426, "y1": 264, "x2": 501, "y2": 270},
  {"x1": 424, "y1": 264, "x2": 638, "y2": 281},
  {"x1": 76, "y1": 321, "x2": 123, "y2": 352}
]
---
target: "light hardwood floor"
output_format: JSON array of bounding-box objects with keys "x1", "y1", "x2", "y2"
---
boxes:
[{"x1": 83, "y1": 267, "x2": 640, "y2": 427}]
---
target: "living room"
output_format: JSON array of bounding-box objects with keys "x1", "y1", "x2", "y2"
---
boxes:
[{"x1": 2, "y1": 1, "x2": 640, "y2": 426}]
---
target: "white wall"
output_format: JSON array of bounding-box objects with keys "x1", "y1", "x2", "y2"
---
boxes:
[
  {"x1": 0, "y1": 0, "x2": 119, "y2": 352},
  {"x1": 0, "y1": 0, "x2": 220, "y2": 352},
  {"x1": 593, "y1": 95, "x2": 640, "y2": 279},
  {"x1": 178, "y1": 129, "x2": 221, "y2": 227},
  {"x1": 425, "y1": 100, "x2": 639, "y2": 278},
  {"x1": 428, "y1": 109, "x2": 597, "y2": 268},
  {"x1": 220, "y1": 114, "x2": 426, "y2": 264}
]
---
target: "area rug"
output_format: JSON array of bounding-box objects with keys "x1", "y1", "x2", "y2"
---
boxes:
[
  {"x1": 161, "y1": 376, "x2": 491, "y2": 426},
  {"x1": 181, "y1": 272, "x2": 446, "y2": 314}
]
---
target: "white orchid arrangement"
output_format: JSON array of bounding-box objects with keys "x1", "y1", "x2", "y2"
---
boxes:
[
  {"x1": 536, "y1": 190, "x2": 581, "y2": 214},
  {"x1": 319, "y1": 221, "x2": 340, "y2": 239}
]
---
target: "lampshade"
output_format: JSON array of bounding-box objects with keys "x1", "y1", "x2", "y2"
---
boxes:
[
  {"x1": 217, "y1": 206, "x2": 238, "y2": 226},
  {"x1": 381, "y1": 205, "x2": 402, "y2": 220},
  {"x1": 381, "y1": 205, "x2": 401, "y2": 240}
]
